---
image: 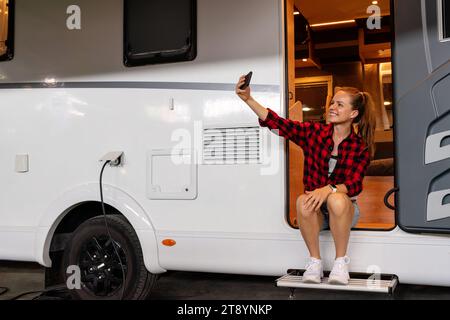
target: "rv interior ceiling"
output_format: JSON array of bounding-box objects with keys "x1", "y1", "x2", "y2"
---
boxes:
[
  {"x1": 294, "y1": 0, "x2": 392, "y2": 66},
  {"x1": 294, "y1": 0, "x2": 390, "y2": 25}
]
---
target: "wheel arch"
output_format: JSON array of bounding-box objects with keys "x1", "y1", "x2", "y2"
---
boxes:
[{"x1": 35, "y1": 183, "x2": 165, "y2": 274}]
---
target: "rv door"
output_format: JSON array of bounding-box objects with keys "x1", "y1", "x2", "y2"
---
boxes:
[{"x1": 394, "y1": 0, "x2": 450, "y2": 234}]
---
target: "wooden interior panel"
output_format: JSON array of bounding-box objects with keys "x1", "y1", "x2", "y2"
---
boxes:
[
  {"x1": 288, "y1": 115, "x2": 304, "y2": 227},
  {"x1": 355, "y1": 176, "x2": 396, "y2": 229}
]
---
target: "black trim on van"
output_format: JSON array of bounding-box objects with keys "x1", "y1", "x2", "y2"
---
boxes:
[{"x1": 443, "y1": 0, "x2": 450, "y2": 39}]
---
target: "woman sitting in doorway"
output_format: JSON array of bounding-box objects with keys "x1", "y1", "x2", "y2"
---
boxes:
[{"x1": 236, "y1": 75, "x2": 376, "y2": 285}]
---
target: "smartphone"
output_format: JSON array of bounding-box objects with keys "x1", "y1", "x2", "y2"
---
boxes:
[{"x1": 240, "y1": 71, "x2": 253, "y2": 90}]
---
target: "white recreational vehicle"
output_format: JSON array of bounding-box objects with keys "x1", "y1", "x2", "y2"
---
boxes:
[{"x1": 0, "y1": 0, "x2": 450, "y2": 299}]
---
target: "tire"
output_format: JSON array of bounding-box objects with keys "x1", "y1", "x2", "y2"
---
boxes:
[{"x1": 62, "y1": 215, "x2": 157, "y2": 300}]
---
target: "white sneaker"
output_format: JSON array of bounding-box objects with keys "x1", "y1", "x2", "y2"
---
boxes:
[
  {"x1": 302, "y1": 257, "x2": 323, "y2": 284},
  {"x1": 328, "y1": 256, "x2": 351, "y2": 285}
]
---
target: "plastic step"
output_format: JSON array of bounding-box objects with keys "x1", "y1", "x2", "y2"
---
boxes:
[{"x1": 276, "y1": 269, "x2": 398, "y2": 294}]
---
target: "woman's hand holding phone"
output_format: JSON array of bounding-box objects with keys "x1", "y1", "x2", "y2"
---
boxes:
[{"x1": 235, "y1": 73, "x2": 252, "y2": 102}]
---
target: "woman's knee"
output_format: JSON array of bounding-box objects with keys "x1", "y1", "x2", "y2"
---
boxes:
[
  {"x1": 326, "y1": 193, "x2": 352, "y2": 217},
  {"x1": 296, "y1": 194, "x2": 315, "y2": 219}
]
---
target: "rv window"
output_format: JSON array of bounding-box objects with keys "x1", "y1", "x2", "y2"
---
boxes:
[
  {"x1": 443, "y1": 0, "x2": 450, "y2": 39},
  {"x1": 0, "y1": 0, "x2": 13, "y2": 61},
  {"x1": 124, "y1": 0, "x2": 197, "y2": 67}
]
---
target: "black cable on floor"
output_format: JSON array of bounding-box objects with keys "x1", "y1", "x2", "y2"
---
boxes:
[
  {"x1": 0, "y1": 287, "x2": 8, "y2": 296},
  {"x1": 9, "y1": 290, "x2": 46, "y2": 300},
  {"x1": 7, "y1": 284, "x2": 67, "y2": 300}
]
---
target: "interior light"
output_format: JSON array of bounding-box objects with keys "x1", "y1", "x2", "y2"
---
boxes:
[
  {"x1": 384, "y1": 101, "x2": 392, "y2": 106},
  {"x1": 294, "y1": 11, "x2": 300, "y2": 15},
  {"x1": 310, "y1": 20, "x2": 355, "y2": 27},
  {"x1": 303, "y1": 107, "x2": 312, "y2": 112},
  {"x1": 302, "y1": 59, "x2": 308, "y2": 62}
]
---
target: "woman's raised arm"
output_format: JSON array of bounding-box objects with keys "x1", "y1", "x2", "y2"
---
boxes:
[
  {"x1": 235, "y1": 76, "x2": 312, "y2": 149},
  {"x1": 235, "y1": 75, "x2": 269, "y2": 121}
]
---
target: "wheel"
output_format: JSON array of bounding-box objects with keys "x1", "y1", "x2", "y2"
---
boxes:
[{"x1": 62, "y1": 215, "x2": 156, "y2": 300}]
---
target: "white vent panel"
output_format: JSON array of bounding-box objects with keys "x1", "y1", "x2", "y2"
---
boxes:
[{"x1": 203, "y1": 127, "x2": 261, "y2": 165}]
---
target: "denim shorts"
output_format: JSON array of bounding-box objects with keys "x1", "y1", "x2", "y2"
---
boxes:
[{"x1": 320, "y1": 200, "x2": 360, "y2": 231}]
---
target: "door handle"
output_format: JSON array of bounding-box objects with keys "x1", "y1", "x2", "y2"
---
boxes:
[
  {"x1": 427, "y1": 189, "x2": 450, "y2": 221},
  {"x1": 425, "y1": 130, "x2": 450, "y2": 164},
  {"x1": 384, "y1": 187, "x2": 398, "y2": 210}
]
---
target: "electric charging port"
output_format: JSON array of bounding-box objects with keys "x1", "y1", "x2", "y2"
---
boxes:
[{"x1": 100, "y1": 151, "x2": 124, "y2": 167}]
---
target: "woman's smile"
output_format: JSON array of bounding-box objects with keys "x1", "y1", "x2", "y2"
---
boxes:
[{"x1": 329, "y1": 110, "x2": 338, "y2": 117}]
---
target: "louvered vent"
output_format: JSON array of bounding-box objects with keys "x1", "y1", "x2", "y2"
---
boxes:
[{"x1": 203, "y1": 126, "x2": 261, "y2": 164}]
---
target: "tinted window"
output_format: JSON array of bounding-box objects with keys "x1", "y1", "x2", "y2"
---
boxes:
[
  {"x1": 0, "y1": 0, "x2": 13, "y2": 61},
  {"x1": 124, "y1": 0, "x2": 197, "y2": 67},
  {"x1": 443, "y1": 0, "x2": 450, "y2": 39}
]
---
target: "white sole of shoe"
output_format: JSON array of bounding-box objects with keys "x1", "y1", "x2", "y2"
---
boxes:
[
  {"x1": 327, "y1": 276, "x2": 349, "y2": 285},
  {"x1": 302, "y1": 275, "x2": 322, "y2": 284}
]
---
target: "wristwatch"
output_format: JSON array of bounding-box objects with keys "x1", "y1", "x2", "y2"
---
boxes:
[{"x1": 329, "y1": 184, "x2": 337, "y2": 193}]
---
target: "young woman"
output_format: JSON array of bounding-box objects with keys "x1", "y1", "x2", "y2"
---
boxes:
[{"x1": 236, "y1": 75, "x2": 376, "y2": 285}]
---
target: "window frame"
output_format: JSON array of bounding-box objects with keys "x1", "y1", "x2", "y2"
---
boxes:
[
  {"x1": 123, "y1": 0, "x2": 197, "y2": 67},
  {"x1": 438, "y1": 0, "x2": 450, "y2": 42},
  {"x1": 0, "y1": 0, "x2": 14, "y2": 62}
]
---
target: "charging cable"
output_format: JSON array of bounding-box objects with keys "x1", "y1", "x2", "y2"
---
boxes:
[
  {"x1": 99, "y1": 157, "x2": 126, "y2": 300},
  {"x1": 0, "y1": 287, "x2": 8, "y2": 296},
  {"x1": 8, "y1": 285, "x2": 67, "y2": 300}
]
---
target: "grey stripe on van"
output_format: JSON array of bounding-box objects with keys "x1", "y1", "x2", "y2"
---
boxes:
[{"x1": 0, "y1": 81, "x2": 280, "y2": 92}]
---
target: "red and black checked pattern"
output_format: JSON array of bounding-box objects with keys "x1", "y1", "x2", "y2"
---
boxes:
[{"x1": 259, "y1": 108, "x2": 371, "y2": 197}]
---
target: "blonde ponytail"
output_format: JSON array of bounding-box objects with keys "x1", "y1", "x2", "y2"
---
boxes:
[{"x1": 357, "y1": 92, "x2": 376, "y2": 158}]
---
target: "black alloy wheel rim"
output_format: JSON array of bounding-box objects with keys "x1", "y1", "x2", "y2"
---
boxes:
[{"x1": 78, "y1": 235, "x2": 128, "y2": 297}]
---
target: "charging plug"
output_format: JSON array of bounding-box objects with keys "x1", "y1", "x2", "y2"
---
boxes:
[{"x1": 100, "y1": 151, "x2": 124, "y2": 167}]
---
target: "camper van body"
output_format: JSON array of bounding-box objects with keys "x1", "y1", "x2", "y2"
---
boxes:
[{"x1": 0, "y1": 0, "x2": 450, "y2": 293}]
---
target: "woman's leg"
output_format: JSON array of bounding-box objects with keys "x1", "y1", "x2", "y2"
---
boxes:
[
  {"x1": 296, "y1": 194, "x2": 324, "y2": 259},
  {"x1": 326, "y1": 193, "x2": 355, "y2": 258}
]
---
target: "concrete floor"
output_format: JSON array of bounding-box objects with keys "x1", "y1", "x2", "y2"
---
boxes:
[
  {"x1": 1, "y1": 261, "x2": 450, "y2": 300},
  {"x1": 0, "y1": 262, "x2": 44, "y2": 300}
]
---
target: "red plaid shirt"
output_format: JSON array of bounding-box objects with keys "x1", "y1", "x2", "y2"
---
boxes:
[{"x1": 259, "y1": 108, "x2": 371, "y2": 197}]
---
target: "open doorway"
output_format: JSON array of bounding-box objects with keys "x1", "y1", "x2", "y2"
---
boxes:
[
  {"x1": 0, "y1": 0, "x2": 12, "y2": 60},
  {"x1": 286, "y1": 0, "x2": 396, "y2": 230}
]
